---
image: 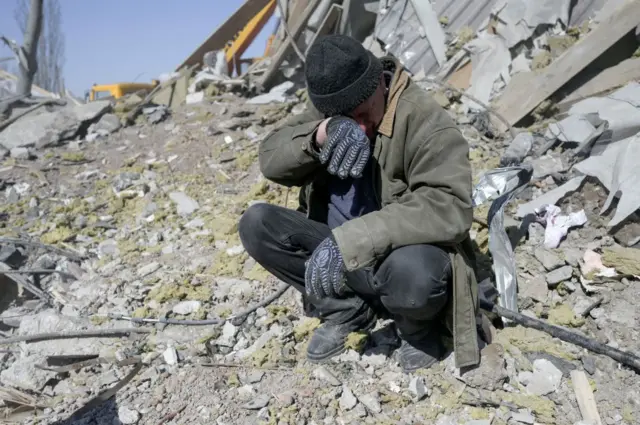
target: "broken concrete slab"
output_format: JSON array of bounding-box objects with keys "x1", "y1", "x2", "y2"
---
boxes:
[
  {"x1": 0, "y1": 354, "x2": 51, "y2": 392},
  {"x1": 534, "y1": 248, "x2": 565, "y2": 271},
  {"x1": 0, "y1": 101, "x2": 111, "y2": 150},
  {"x1": 546, "y1": 265, "x2": 573, "y2": 286},
  {"x1": 247, "y1": 81, "x2": 295, "y2": 105},
  {"x1": 93, "y1": 113, "x2": 121, "y2": 134}
]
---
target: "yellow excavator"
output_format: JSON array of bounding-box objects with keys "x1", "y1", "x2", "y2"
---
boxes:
[
  {"x1": 87, "y1": 0, "x2": 277, "y2": 102},
  {"x1": 87, "y1": 81, "x2": 159, "y2": 102}
]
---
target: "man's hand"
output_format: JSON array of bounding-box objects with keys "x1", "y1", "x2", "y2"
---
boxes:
[
  {"x1": 314, "y1": 116, "x2": 370, "y2": 179},
  {"x1": 305, "y1": 236, "x2": 347, "y2": 299}
]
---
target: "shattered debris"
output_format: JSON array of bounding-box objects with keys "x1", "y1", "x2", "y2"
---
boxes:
[{"x1": 0, "y1": 1, "x2": 640, "y2": 424}]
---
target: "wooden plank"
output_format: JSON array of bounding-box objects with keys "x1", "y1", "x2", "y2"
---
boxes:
[
  {"x1": 176, "y1": 0, "x2": 272, "y2": 71},
  {"x1": 257, "y1": 0, "x2": 323, "y2": 89},
  {"x1": 557, "y1": 57, "x2": 640, "y2": 112},
  {"x1": 493, "y1": 0, "x2": 640, "y2": 128},
  {"x1": 571, "y1": 370, "x2": 603, "y2": 425}
]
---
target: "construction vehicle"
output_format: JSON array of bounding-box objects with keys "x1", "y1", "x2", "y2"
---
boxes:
[
  {"x1": 177, "y1": 0, "x2": 279, "y2": 76},
  {"x1": 223, "y1": 0, "x2": 277, "y2": 76},
  {"x1": 87, "y1": 81, "x2": 159, "y2": 102}
]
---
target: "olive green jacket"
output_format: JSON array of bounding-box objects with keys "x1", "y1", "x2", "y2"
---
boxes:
[{"x1": 258, "y1": 58, "x2": 480, "y2": 368}]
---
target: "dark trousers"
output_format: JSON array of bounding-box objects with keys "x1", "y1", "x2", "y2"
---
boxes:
[{"x1": 238, "y1": 203, "x2": 452, "y2": 337}]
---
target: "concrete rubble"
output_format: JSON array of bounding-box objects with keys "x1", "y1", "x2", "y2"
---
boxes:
[{"x1": 0, "y1": 0, "x2": 639, "y2": 424}]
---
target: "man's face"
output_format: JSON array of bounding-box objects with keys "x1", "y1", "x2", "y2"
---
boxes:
[{"x1": 346, "y1": 76, "x2": 386, "y2": 140}]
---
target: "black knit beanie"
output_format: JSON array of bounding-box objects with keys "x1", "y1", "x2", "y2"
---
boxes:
[{"x1": 305, "y1": 34, "x2": 383, "y2": 117}]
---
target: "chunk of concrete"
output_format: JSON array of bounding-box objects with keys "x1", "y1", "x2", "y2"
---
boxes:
[
  {"x1": 519, "y1": 358, "x2": 562, "y2": 395},
  {"x1": 172, "y1": 300, "x2": 201, "y2": 315},
  {"x1": 0, "y1": 101, "x2": 111, "y2": 150},
  {"x1": 169, "y1": 191, "x2": 199, "y2": 216},
  {"x1": 93, "y1": 113, "x2": 121, "y2": 133},
  {"x1": 534, "y1": 248, "x2": 565, "y2": 271},
  {"x1": 339, "y1": 386, "x2": 358, "y2": 411},
  {"x1": 459, "y1": 344, "x2": 508, "y2": 391},
  {"x1": 10, "y1": 147, "x2": 32, "y2": 160},
  {"x1": 546, "y1": 265, "x2": 574, "y2": 286},
  {"x1": 0, "y1": 354, "x2": 51, "y2": 391}
]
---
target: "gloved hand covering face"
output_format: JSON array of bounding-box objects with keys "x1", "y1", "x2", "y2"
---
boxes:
[
  {"x1": 319, "y1": 116, "x2": 371, "y2": 179},
  {"x1": 304, "y1": 236, "x2": 347, "y2": 299}
]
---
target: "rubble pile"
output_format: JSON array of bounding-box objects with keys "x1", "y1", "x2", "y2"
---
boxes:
[{"x1": 0, "y1": 0, "x2": 639, "y2": 425}]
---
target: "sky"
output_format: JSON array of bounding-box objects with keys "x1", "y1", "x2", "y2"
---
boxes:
[{"x1": 0, "y1": 0, "x2": 278, "y2": 95}]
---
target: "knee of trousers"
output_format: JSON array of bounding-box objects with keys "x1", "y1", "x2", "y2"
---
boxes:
[
  {"x1": 238, "y1": 203, "x2": 276, "y2": 259},
  {"x1": 377, "y1": 245, "x2": 451, "y2": 320}
]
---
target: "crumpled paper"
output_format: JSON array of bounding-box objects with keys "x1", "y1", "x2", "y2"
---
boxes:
[{"x1": 535, "y1": 204, "x2": 587, "y2": 248}]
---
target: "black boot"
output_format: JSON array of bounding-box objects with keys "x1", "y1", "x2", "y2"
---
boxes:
[
  {"x1": 307, "y1": 306, "x2": 377, "y2": 362},
  {"x1": 396, "y1": 328, "x2": 445, "y2": 373}
]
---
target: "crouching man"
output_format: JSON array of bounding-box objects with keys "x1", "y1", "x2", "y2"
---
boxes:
[{"x1": 239, "y1": 34, "x2": 482, "y2": 372}]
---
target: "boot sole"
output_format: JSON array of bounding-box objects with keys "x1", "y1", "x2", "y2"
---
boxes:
[{"x1": 306, "y1": 319, "x2": 377, "y2": 363}]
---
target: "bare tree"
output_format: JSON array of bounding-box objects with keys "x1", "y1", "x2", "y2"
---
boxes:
[
  {"x1": 14, "y1": 0, "x2": 65, "y2": 94},
  {"x1": 1, "y1": 0, "x2": 43, "y2": 100}
]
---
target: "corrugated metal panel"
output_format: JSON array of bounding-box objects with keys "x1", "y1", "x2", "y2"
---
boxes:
[{"x1": 375, "y1": 0, "x2": 499, "y2": 76}]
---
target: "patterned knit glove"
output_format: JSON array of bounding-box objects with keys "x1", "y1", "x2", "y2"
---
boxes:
[
  {"x1": 305, "y1": 236, "x2": 347, "y2": 299},
  {"x1": 319, "y1": 116, "x2": 371, "y2": 179}
]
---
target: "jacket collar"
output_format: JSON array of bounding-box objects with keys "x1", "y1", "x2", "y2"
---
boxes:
[{"x1": 378, "y1": 57, "x2": 410, "y2": 138}]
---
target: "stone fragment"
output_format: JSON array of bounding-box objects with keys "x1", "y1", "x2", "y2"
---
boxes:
[
  {"x1": 582, "y1": 356, "x2": 597, "y2": 375},
  {"x1": 0, "y1": 355, "x2": 51, "y2": 391},
  {"x1": 163, "y1": 347, "x2": 178, "y2": 365},
  {"x1": 169, "y1": 191, "x2": 199, "y2": 216},
  {"x1": 240, "y1": 370, "x2": 265, "y2": 385},
  {"x1": 313, "y1": 366, "x2": 342, "y2": 386},
  {"x1": 5, "y1": 186, "x2": 19, "y2": 203},
  {"x1": 358, "y1": 391, "x2": 382, "y2": 414},
  {"x1": 408, "y1": 376, "x2": 429, "y2": 400},
  {"x1": 459, "y1": 344, "x2": 507, "y2": 391},
  {"x1": 137, "y1": 261, "x2": 160, "y2": 278},
  {"x1": 465, "y1": 421, "x2": 491, "y2": 425},
  {"x1": 520, "y1": 276, "x2": 548, "y2": 302},
  {"x1": 172, "y1": 300, "x2": 201, "y2": 315},
  {"x1": 276, "y1": 392, "x2": 295, "y2": 407},
  {"x1": 546, "y1": 265, "x2": 573, "y2": 286},
  {"x1": 339, "y1": 386, "x2": 357, "y2": 411},
  {"x1": 519, "y1": 358, "x2": 562, "y2": 395},
  {"x1": 98, "y1": 239, "x2": 119, "y2": 257},
  {"x1": 352, "y1": 403, "x2": 367, "y2": 418},
  {"x1": 118, "y1": 406, "x2": 140, "y2": 424},
  {"x1": 242, "y1": 394, "x2": 270, "y2": 410},
  {"x1": 94, "y1": 113, "x2": 121, "y2": 133},
  {"x1": 10, "y1": 147, "x2": 31, "y2": 160},
  {"x1": 534, "y1": 248, "x2": 565, "y2": 271},
  {"x1": 113, "y1": 172, "x2": 141, "y2": 191},
  {"x1": 216, "y1": 321, "x2": 238, "y2": 347},
  {"x1": 510, "y1": 410, "x2": 535, "y2": 424}
]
